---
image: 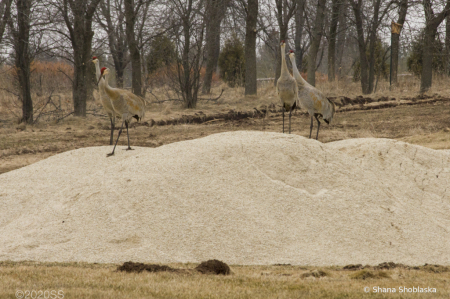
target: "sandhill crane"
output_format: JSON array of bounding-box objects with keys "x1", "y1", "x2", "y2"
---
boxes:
[
  {"x1": 276, "y1": 41, "x2": 298, "y2": 134},
  {"x1": 98, "y1": 67, "x2": 146, "y2": 157},
  {"x1": 92, "y1": 56, "x2": 117, "y2": 145},
  {"x1": 288, "y1": 50, "x2": 335, "y2": 140}
]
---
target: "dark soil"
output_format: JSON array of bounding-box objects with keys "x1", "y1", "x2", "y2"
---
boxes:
[
  {"x1": 342, "y1": 262, "x2": 450, "y2": 272},
  {"x1": 342, "y1": 264, "x2": 365, "y2": 271},
  {"x1": 117, "y1": 259, "x2": 231, "y2": 275},
  {"x1": 117, "y1": 261, "x2": 178, "y2": 273},
  {"x1": 195, "y1": 259, "x2": 231, "y2": 275},
  {"x1": 374, "y1": 262, "x2": 407, "y2": 270}
]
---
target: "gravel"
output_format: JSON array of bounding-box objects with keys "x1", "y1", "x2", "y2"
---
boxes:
[{"x1": 1, "y1": 131, "x2": 449, "y2": 266}]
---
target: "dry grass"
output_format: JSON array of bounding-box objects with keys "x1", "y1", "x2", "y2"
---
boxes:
[
  {"x1": 350, "y1": 270, "x2": 391, "y2": 280},
  {"x1": 1, "y1": 262, "x2": 450, "y2": 298}
]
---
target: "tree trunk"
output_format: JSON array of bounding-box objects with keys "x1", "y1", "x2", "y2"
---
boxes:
[
  {"x1": 294, "y1": 0, "x2": 305, "y2": 73},
  {"x1": 445, "y1": 13, "x2": 450, "y2": 75},
  {"x1": 390, "y1": 0, "x2": 408, "y2": 87},
  {"x1": 351, "y1": 0, "x2": 370, "y2": 94},
  {"x1": 73, "y1": 56, "x2": 88, "y2": 117},
  {"x1": 244, "y1": 0, "x2": 258, "y2": 95},
  {"x1": 420, "y1": 28, "x2": 437, "y2": 93},
  {"x1": 327, "y1": 0, "x2": 341, "y2": 82},
  {"x1": 336, "y1": 0, "x2": 347, "y2": 77},
  {"x1": 15, "y1": 0, "x2": 32, "y2": 123},
  {"x1": 307, "y1": 0, "x2": 326, "y2": 86},
  {"x1": 62, "y1": 0, "x2": 101, "y2": 117},
  {"x1": 72, "y1": 15, "x2": 95, "y2": 116},
  {"x1": 115, "y1": 46, "x2": 126, "y2": 88},
  {"x1": 99, "y1": 0, "x2": 128, "y2": 88},
  {"x1": 420, "y1": 0, "x2": 450, "y2": 93},
  {"x1": 0, "y1": 0, "x2": 12, "y2": 44},
  {"x1": 391, "y1": 0, "x2": 408, "y2": 86},
  {"x1": 367, "y1": 0, "x2": 381, "y2": 93},
  {"x1": 124, "y1": 0, "x2": 142, "y2": 97},
  {"x1": 202, "y1": 0, "x2": 226, "y2": 94},
  {"x1": 274, "y1": 0, "x2": 296, "y2": 86}
]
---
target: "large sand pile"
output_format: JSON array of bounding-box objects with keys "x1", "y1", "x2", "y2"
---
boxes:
[{"x1": 1, "y1": 131, "x2": 450, "y2": 266}]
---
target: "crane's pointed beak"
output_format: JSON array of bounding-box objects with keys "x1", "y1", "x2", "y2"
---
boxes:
[{"x1": 97, "y1": 74, "x2": 103, "y2": 85}]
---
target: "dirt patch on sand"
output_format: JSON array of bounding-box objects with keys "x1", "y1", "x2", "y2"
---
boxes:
[
  {"x1": 343, "y1": 262, "x2": 450, "y2": 272},
  {"x1": 117, "y1": 260, "x2": 231, "y2": 275},
  {"x1": 117, "y1": 262, "x2": 179, "y2": 273},
  {"x1": 195, "y1": 259, "x2": 231, "y2": 275}
]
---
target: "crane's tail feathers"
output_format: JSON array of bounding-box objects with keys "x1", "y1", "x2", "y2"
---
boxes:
[{"x1": 327, "y1": 97, "x2": 336, "y2": 110}]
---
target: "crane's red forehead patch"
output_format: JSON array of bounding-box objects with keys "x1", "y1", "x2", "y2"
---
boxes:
[
  {"x1": 289, "y1": 50, "x2": 294, "y2": 53},
  {"x1": 281, "y1": 40, "x2": 285, "y2": 43},
  {"x1": 92, "y1": 56, "x2": 97, "y2": 60},
  {"x1": 101, "y1": 67, "x2": 107, "y2": 74}
]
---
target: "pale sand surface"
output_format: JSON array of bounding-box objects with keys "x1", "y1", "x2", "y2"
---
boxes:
[{"x1": 1, "y1": 131, "x2": 449, "y2": 265}]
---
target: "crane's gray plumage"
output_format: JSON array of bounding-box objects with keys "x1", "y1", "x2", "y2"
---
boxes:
[
  {"x1": 276, "y1": 41, "x2": 298, "y2": 134},
  {"x1": 100, "y1": 67, "x2": 146, "y2": 157},
  {"x1": 288, "y1": 51, "x2": 335, "y2": 140}
]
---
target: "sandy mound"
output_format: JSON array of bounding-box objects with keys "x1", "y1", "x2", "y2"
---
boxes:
[{"x1": 1, "y1": 131, "x2": 450, "y2": 266}]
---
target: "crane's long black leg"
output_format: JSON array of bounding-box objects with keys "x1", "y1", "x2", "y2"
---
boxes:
[
  {"x1": 125, "y1": 120, "x2": 134, "y2": 151},
  {"x1": 107, "y1": 119, "x2": 124, "y2": 157},
  {"x1": 109, "y1": 117, "x2": 114, "y2": 145},
  {"x1": 315, "y1": 115, "x2": 321, "y2": 140},
  {"x1": 289, "y1": 108, "x2": 292, "y2": 134},
  {"x1": 309, "y1": 116, "x2": 314, "y2": 138},
  {"x1": 282, "y1": 107, "x2": 285, "y2": 134}
]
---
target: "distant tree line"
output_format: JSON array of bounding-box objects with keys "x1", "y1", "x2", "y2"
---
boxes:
[{"x1": 1, "y1": 0, "x2": 450, "y2": 124}]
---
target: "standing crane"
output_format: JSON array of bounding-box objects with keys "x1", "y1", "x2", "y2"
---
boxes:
[
  {"x1": 98, "y1": 67, "x2": 146, "y2": 157},
  {"x1": 276, "y1": 41, "x2": 298, "y2": 134},
  {"x1": 92, "y1": 56, "x2": 117, "y2": 145},
  {"x1": 288, "y1": 50, "x2": 335, "y2": 140}
]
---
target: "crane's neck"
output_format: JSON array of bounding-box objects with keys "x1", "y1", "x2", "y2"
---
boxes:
[
  {"x1": 289, "y1": 55, "x2": 307, "y2": 87},
  {"x1": 94, "y1": 62, "x2": 106, "y2": 88},
  {"x1": 103, "y1": 74, "x2": 118, "y2": 99},
  {"x1": 94, "y1": 62, "x2": 100, "y2": 80},
  {"x1": 280, "y1": 44, "x2": 290, "y2": 78}
]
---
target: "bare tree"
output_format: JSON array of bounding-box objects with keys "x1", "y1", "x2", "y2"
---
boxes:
[
  {"x1": 124, "y1": 0, "x2": 153, "y2": 96},
  {"x1": 274, "y1": 0, "x2": 296, "y2": 86},
  {"x1": 446, "y1": 11, "x2": 450, "y2": 75},
  {"x1": 349, "y1": 0, "x2": 369, "y2": 93},
  {"x1": 170, "y1": 0, "x2": 205, "y2": 108},
  {"x1": 58, "y1": 0, "x2": 102, "y2": 117},
  {"x1": 244, "y1": 0, "x2": 258, "y2": 95},
  {"x1": 349, "y1": 0, "x2": 393, "y2": 94},
  {"x1": 335, "y1": 0, "x2": 348, "y2": 77},
  {"x1": 294, "y1": 0, "x2": 306, "y2": 73},
  {"x1": 0, "y1": 0, "x2": 12, "y2": 44},
  {"x1": 8, "y1": 0, "x2": 32, "y2": 123},
  {"x1": 390, "y1": 0, "x2": 408, "y2": 87},
  {"x1": 96, "y1": 0, "x2": 129, "y2": 88},
  {"x1": 327, "y1": 0, "x2": 342, "y2": 82},
  {"x1": 202, "y1": 0, "x2": 228, "y2": 94},
  {"x1": 420, "y1": 0, "x2": 450, "y2": 93},
  {"x1": 307, "y1": 0, "x2": 326, "y2": 86}
]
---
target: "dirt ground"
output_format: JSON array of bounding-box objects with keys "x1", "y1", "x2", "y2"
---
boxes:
[{"x1": 1, "y1": 94, "x2": 450, "y2": 175}]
